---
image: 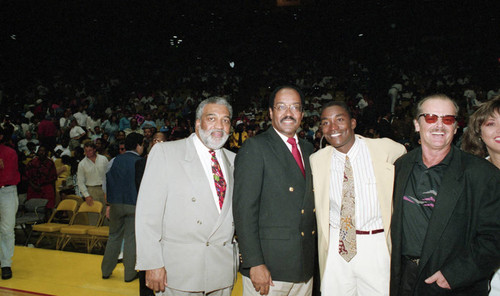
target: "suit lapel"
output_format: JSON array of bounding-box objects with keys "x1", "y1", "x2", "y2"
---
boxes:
[
  {"x1": 392, "y1": 149, "x2": 418, "y2": 259},
  {"x1": 181, "y1": 135, "x2": 219, "y2": 218},
  {"x1": 266, "y1": 128, "x2": 295, "y2": 171},
  {"x1": 419, "y1": 147, "x2": 464, "y2": 270},
  {"x1": 314, "y1": 146, "x2": 334, "y2": 250}
]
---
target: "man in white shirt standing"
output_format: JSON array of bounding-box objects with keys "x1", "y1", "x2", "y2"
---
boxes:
[
  {"x1": 310, "y1": 101, "x2": 406, "y2": 296},
  {"x1": 77, "y1": 142, "x2": 109, "y2": 222}
]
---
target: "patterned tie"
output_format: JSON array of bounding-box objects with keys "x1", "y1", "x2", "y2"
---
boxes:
[
  {"x1": 287, "y1": 137, "x2": 305, "y2": 178},
  {"x1": 209, "y1": 150, "x2": 226, "y2": 209},
  {"x1": 339, "y1": 155, "x2": 356, "y2": 262}
]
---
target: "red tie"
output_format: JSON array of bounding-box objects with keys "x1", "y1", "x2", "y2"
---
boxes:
[
  {"x1": 209, "y1": 150, "x2": 226, "y2": 209},
  {"x1": 287, "y1": 137, "x2": 305, "y2": 178}
]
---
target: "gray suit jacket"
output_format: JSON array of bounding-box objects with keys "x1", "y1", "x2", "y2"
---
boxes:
[{"x1": 135, "y1": 134, "x2": 237, "y2": 292}]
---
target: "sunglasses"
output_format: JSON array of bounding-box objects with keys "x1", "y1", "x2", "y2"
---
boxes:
[{"x1": 418, "y1": 113, "x2": 457, "y2": 125}]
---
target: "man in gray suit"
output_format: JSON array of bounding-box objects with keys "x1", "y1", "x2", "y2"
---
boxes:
[{"x1": 135, "y1": 97, "x2": 237, "y2": 295}]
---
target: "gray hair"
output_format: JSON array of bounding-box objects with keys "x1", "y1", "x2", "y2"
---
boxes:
[
  {"x1": 196, "y1": 97, "x2": 233, "y2": 120},
  {"x1": 414, "y1": 94, "x2": 459, "y2": 119}
]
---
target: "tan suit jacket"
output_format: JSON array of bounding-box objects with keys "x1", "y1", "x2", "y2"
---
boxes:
[{"x1": 310, "y1": 135, "x2": 406, "y2": 280}]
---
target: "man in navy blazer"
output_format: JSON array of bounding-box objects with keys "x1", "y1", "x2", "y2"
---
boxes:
[
  {"x1": 390, "y1": 94, "x2": 500, "y2": 295},
  {"x1": 234, "y1": 86, "x2": 316, "y2": 296},
  {"x1": 102, "y1": 132, "x2": 144, "y2": 282}
]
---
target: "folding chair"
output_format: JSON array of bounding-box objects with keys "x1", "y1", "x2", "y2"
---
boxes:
[
  {"x1": 32, "y1": 199, "x2": 78, "y2": 249},
  {"x1": 16, "y1": 198, "x2": 48, "y2": 246},
  {"x1": 87, "y1": 225, "x2": 109, "y2": 253},
  {"x1": 59, "y1": 201, "x2": 103, "y2": 252}
]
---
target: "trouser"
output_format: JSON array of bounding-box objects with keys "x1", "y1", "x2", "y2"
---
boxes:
[
  {"x1": 101, "y1": 203, "x2": 137, "y2": 281},
  {"x1": 399, "y1": 256, "x2": 419, "y2": 296},
  {"x1": 321, "y1": 226, "x2": 390, "y2": 296},
  {"x1": 242, "y1": 276, "x2": 313, "y2": 296},
  {"x1": 159, "y1": 286, "x2": 232, "y2": 296},
  {"x1": 0, "y1": 185, "x2": 19, "y2": 267},
  {"x1": 87, "y1": 186, "x2": 107, "y2": 225}
]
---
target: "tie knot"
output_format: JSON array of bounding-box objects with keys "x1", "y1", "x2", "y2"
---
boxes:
[
  {"x1": 209, "y1": 150, "x2": 216, "y2": 157},
  {"x1": 287, "y1": 137, "x2": 297, "y2": 147}
]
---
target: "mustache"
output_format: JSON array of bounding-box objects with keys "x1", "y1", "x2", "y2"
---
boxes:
[
  {"x1": 280, "y1": 116, "x2": 297, "y2": 123},
  {"x1": 209, "y1": 128, "x2": 228, "y2": 135},
  {"x1": 430, "y1": 128, "x2": 446, "y2": 133}
]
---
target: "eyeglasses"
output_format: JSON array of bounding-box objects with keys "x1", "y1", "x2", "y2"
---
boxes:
[
  {"x1": 418, "y1": 113, "x2": 457, "y2": 125},
  {"x1": 274, "y1": 103, "x2": 302, "y2": 112}
]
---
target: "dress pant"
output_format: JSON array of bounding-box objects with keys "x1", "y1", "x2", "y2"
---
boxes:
[
  {"x1": 159, "y1": 286, "x2": 232, "y2": 296},
  {"x1": 242, "y1": 275, "x2": 313, "y2": 296},
  {"x1": 398, "y1": 256, "x2": 419, "y2": 296},
  {"x1": 87, "y1": 185, "x2": 107, "y2": 225},
  {"x1": 321, "y1": 225, "x2": 390, "y2": 296},
  {"x1": 0, "y1": 185, "x2": 19, "y2": 267},
  {"x1": 101, "y1": 203, "x2": 137, "y2": 281}
]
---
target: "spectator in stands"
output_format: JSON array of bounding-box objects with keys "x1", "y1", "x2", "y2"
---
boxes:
[
  {"x1": 140, "y1": 114, "x2": 156, "y2": 129},
  {"x1": 37, "y1": 115, "x2": 58, "y2": 152},
  {"x1": 229, "y1": 120, "x2": 248, "y2": 152},
  {"x1": 69, "y1": 117, "x2": 86, "y2": 150},
  {"x1": 101, "y1": 115, "x2": 119, "y2": 143},
  {"x1": 17, "y1": 130, "x2": 39, "y2": 155},
  {"x1": 25, "y1": 145, "x2": 57, "y2": 209},
  {"x1": 124, "y1": 118, "x2": 143, "y2": 136}
]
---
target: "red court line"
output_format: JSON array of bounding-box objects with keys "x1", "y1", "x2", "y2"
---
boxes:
[{"x1": 0, "y1": 286, "x2": 55, "y2": 296}]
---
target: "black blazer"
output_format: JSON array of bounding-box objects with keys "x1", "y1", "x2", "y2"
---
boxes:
[
  {"x1": 390, "y1": 146, "x2": 500, "y2": 295},
  {"x1": 233, "y1": 128, "x2": 316, "y2": 283}
]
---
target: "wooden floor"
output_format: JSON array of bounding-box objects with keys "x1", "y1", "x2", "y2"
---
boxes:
[{"x1": 0, "y1": 246, "x2": 243, "y2": 296}]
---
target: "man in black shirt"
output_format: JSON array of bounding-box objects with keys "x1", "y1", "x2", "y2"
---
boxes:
[{"x1": 390, "y1": 94, "x2": 500, "y2": 295}]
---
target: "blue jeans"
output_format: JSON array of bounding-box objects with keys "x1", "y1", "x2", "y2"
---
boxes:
[{"x1": 0, "y1": 185, "x2": 19, "y2": 267}]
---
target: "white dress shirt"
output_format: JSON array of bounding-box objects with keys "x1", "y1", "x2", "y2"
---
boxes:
[
  {"x1": 193, "y1": 134, "x2": 228, "y2": 214},
  {"x1": 77, "y1": 154, "x2": 109, "y2": 198},
  {"x1": 329, "y1": 136, "x2": 383, "y2": 231},
  {"x1": 273, "y1": 127, "x2": 304, "y2": 167}
]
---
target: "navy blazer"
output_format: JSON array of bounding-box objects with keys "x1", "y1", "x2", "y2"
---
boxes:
[{"x1": 233, "y1": 128, "x2": 316, "y2": 283}]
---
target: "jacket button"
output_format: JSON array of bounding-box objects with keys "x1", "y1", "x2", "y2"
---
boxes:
[
  {"x1": 301, "y1": 232, "x2": 304, "y2": 237},
  {"x1": 206, "y1": 242, "x2": 209, "y2": 246},
  {"x1": 313, "y1": 208, "x2": 316, "y2": 213},
  {"x1": 301, "y1": 209, "x2": 304, "y2": 214},
  {"x1": 312, "y1": 230, "x2": 315, "y2": 235},
  {"x1": 289, "y1": 187, "x2": 294, "y2": 192},
  {"x1": 192, "y1": 197, "x2": 196, "y2": 202},
  {"x1": 197, "y1": 220, "x2": 202, "y2": 224}
]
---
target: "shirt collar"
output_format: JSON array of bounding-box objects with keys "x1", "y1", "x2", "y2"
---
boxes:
[
  {"x1": 332, "y1": 135, "x2": 360, "y2": 161},
  {"x1": 193, "y1": 133, "x2": 221, "y2": 155},
  {"x1": 273, "y1": 127, "x2": 298, "y2": 144},
  {"x1": 415, "y1": 146, "x2": 454, "y2": 168}
]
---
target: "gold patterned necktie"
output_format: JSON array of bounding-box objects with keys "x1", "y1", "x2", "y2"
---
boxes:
[{"x1": 339, "y1": 155, "x2": 356, "y2": 262}]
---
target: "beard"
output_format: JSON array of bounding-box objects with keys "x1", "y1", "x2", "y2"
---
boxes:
[{"x1": 198, "y1": 127, "x2": 230, "y2": 150}]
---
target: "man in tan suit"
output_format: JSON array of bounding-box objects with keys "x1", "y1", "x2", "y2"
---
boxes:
[
  {"x1": 135, "y1": 97, "x2": 237, "y2": 295},
  {"x1": 310, "y1": 101, "x2": 406, "y2": 296}
]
